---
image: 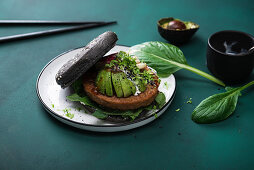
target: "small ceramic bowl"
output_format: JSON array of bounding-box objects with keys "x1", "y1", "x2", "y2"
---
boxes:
[
  {"x1": 157, "y1": 17, "x2": 199, "y2": 44},
  {"x1": 207, "y1": 30, "x2": 254, "y2": 84}
]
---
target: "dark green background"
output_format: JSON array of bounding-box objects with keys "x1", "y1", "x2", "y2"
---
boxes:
[{"x1": 1, "y1": 0, "x2": 254, "y2": 169}]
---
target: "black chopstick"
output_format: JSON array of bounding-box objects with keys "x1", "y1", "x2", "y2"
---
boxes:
[
  {"x1": 0, "y1": 21, "x2": 117, "y2": 43},
  {"x1": 0, "y1": 20, "x2": 114, "y2": 25}
]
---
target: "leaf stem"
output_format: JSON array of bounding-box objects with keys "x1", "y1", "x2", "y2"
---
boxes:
[
  {"x1": 178, "y1": 64, "x2": 226, "y2": 87},
  {"x1": 239, "y1": 80, "x2": 254, "y2": 91}
]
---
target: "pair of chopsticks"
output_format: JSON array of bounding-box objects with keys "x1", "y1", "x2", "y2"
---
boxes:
[{"x1": 0, "y1": 20, "x2": 117, "y2": 43}]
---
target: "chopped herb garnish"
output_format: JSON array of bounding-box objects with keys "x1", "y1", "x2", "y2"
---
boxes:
[
  {"x1": 105, "y1": 51, "x2": 156, "y2": 86},
  {"x1": 63, "y1": 108, "x2": 70, "y2": 113},
  {"x1": 63, "y1": 108, "x2": 74, "y2": 119},
  {"x1": 51, "y1": 104, "x2": 54, "y2": 108},
  {"x1": 186, "y1": 98, "x2": 192, "y2": 104},
  {"x1": 154, "y1": 113, "x2": 158, "y2": 118},
  {"x1": 164, "y1": 82, "x2": 169, "y2": 89},
  {"x1": 175, "y1": 108, "x2": 180, "y2": 112},
  {"x1": 66, "y1": 112, "x2": 74, "y2": 119}
]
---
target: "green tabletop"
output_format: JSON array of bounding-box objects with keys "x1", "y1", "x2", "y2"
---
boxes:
[{"x1": 1, "y1": 0, "x2": 254, "y2": 169}]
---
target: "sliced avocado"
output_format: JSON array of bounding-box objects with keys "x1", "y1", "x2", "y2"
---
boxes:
[
  {"x1": 112, "y1": 72, "x2": 124, "y2": 98},
  {"x1": 129, "y1": 80, "x2": 136, "y2": 95},
  {"x1": 120, "y1": 73, "x2": 132, "y2": 97},
  {"x1": 135, "y1": 79, "x2": 146, "y2": 92},
  {"x1": 95, "y1": 69, "x2": 107, "y2": 94},
  {"x1": 105, "y1": 70, "x2": 113, "y2": 97}
]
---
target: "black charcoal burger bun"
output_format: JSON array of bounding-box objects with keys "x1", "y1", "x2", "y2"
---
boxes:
[{"x1": 55, "y1": 31, "x2": 118, "y2": 88}]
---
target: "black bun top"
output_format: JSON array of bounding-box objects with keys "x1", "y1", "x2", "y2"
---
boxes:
[{"x1": 55, "y1": 31, "x2": 118, "y2": 88}]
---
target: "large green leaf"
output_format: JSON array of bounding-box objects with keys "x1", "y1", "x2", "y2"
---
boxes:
[
  {"x1": 130, "y1": 41, "x2": 187, "y2": 77},
  {"x1": 130, "y1": 41, "x2": 225, "y2": 87},
  {"x1": 192, "y1": 80, "x2": 254, "y2": 123},
  {"x1": 192, "y1": 87, "x2": 241, "y2": 123}
]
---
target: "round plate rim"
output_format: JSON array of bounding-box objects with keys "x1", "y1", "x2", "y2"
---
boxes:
[{"x1": 36, "y1": 44, "x2": 176, "y2": 128}]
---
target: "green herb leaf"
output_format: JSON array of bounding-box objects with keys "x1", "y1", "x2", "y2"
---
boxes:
[
  {"x1": 66, "y1": 93, "x2": 97, "y2": 108},
  {"x1": 154, "y1": 113, "x2": 158, "y2": 118},
  {"x1": 192, "y1": 80, "x2": 254, "y2": 123},
  {"x1": 71, "y1": 78, "x2": 84, "y2": 95},
  {"x1": 186, "y1": 98, "x2": 192, "y2": 104},
  {"x1": 128, "y1": 109, "x2": 143, "y2": 120},
  {"x1": 144, "y1": 104, "x2": 154, "y2": 111},
  {"x1": 92, "y1": 111, "x2": 107, "y2": 119},
  {"x1": 130, "y1": 41, "x2": 187, "y2": 77},
  {"x1": 67, "y1": 93, "x2": 144, "y2": 120},
  {"x1": 192, "y1": 87, "x2": 241, "y2": 123},
  {"x1": 155, "y1": 92, "x2": 166, "y2": 109},
  {"x1": 130, "y1": 41, "x2": 225, "y2": 86}
]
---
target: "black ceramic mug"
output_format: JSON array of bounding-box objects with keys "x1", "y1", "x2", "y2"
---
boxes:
[{"x1": 207, "y1": 30, "x2": 254, "y2": 84}]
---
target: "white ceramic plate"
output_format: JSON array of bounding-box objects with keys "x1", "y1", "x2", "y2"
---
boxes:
[{"x1": 36, "y1": 45, "x2": 176, "y2": 132}]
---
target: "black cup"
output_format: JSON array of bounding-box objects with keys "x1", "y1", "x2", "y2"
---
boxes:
[{"x1": 207, "y1": 30, "x2": 254, "y2": 85}]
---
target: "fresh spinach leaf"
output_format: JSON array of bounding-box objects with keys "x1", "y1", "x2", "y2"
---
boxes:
[
  {"x1": 192, "y1": 80, "x2": 254, "y2": 123},
  {"x1": 66, "y1": 92, "x2": 155, "y2": 120},
  {"x1": 130, "y1": 41, "x2": 187, "y2": 77},
  {"x1": 66, "y1": 93, "x2": 97, "y2": 108},
  {"x1": 155, "y1": 92, "x2": 166, "y2": 109},
  {"x1": 121, "y1": 109, "x2": 143, "y2": 120},
  {"x1": 71, "y1": 78, "x2": 84, "y2": 95},
  {"x1": 92, "y1": 111, "x2": 108, "y2": 119},
  {"x1": 130, "y1": 41, "x2": 225, "y2": 87}
]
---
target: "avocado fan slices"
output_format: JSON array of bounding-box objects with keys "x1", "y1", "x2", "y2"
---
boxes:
[{"x1": 95, "y1": 69, "x2": 137, "y2": 98}]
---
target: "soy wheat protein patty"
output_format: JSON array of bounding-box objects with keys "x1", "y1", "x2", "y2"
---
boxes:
[{"x1": 82, "y1": 67, "x2": 159, "y2": 110}]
